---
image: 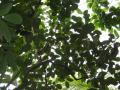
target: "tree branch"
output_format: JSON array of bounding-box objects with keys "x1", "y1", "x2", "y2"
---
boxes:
[
  {"x1": 5, "y1": 71, "x2": 20, "y2": 89},
  {"x1": 13, "y1": 59, "x2": 53, "y2": 90},
  {"x1": 27, "y1": 59, "x2": 52, "y2": 72}
]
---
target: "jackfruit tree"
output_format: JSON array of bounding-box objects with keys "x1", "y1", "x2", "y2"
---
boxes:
[{"x1": 0, "y1": 0, "x2": 120, "y2": 90}]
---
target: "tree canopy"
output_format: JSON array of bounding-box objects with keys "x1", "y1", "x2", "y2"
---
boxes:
[{"x1": 0, "y1": 0, "x2": 120, "y2": 90}]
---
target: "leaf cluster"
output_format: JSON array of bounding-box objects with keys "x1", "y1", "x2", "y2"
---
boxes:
[{"x1": 0, "y1": 0, "x2": 120, "y2": 90}]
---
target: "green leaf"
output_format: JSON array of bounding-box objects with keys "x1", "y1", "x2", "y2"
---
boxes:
[
  {"x1": 65, "y1": 81, "x2": 69, "y2": 88},
  {"x1": 4, "y1": 13, "x2": 23, "y2": 24},
  {"x1": 105, "y1": 77, "x2": 117, "y2": 85},
  {"x1": 0, "y1": 3, "x2": 12, "y2": 16},
  {"x1": 5, "y1": 51, "x2": 17, "y2": 68},
  {"x1": 72, "y1": 16, "x2": 82, "y2": 22},
  {"x1": 76, "y1": 8, "x2": 82, "y2": 14},
  {"x1": 0, "y1": 20, "x2": 11, "y2": 42},
  {"x1": 114, "y1": 30, "x2": 119, "y2": 38},
  {"x1": 66, "y1": 77, "x2": 74, "y2": 82},
  {"x1": 56, "y1": 84, "x2": 62, "y2": 89},
  {"x1": 88, "y1": 88, "x2": 97, "y2": 90},
  {"x1": 71, "y1": 4, "x2": 78, "y2": 10}
]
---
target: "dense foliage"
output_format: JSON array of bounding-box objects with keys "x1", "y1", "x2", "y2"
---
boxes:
[{"x1": 0, "y1": 0, "x2": 120, "y2": 90}]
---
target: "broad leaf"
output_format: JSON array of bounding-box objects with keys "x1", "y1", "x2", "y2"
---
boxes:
[
  {"x1": 0, "y1": 3, "x2": 12, "y2": 16},
  {"x1": 0, "y1": 19, "x2": 11, "y2": 42},
  {"x1": 4, "y1": 13, "x2": 23, "y2": 24}
]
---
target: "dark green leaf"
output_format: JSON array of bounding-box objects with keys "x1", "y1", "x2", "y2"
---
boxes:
[
  {"x1": 4, "y1": 13, "x2": 23, "y2": 24},
  {"x1": 0, "y1": 3, "x2": 12, "y2": 16},
  {"x1": 66, "y1": 77, "x2": 74, "y2": 82},
  {"x1": 56, "y1": 84, "x2": 62, "y2": 89},
  {"x1": 65, "y1": 81, "x2": 69, "y2": 88},
  {"x1": 0, "y1": 19, "x2": 11, "y2": 42}
]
